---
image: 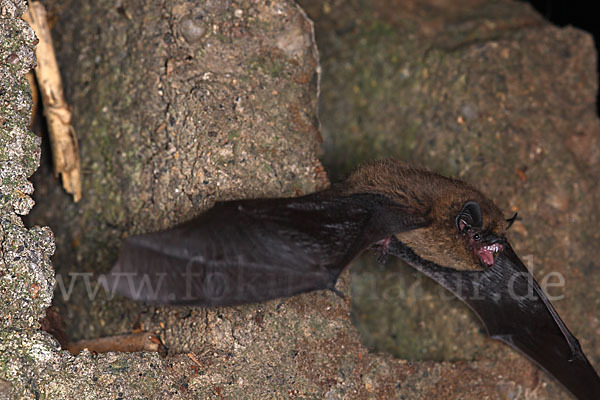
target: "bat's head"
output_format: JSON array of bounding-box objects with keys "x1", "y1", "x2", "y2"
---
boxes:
[
  {"x1": 398, "y1": 190, "x2": 512, "y2": 271},
  {"x1": 345, "y1": 159, "x2": 513, "y2": 270},
  {"x1": 452, "y1": 199, "x2": 512, "y2": 268}
]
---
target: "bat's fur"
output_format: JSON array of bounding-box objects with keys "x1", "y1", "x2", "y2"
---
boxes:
[{"x1": 340, "y1": 159, "x2": 505, "y2": 270}]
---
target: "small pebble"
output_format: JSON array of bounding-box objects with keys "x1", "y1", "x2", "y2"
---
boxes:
[{"x1": 180, "y1": 15, "x2": 206, "y2": 44}]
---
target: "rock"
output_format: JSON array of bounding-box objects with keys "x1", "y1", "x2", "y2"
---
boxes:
[{"x1": 3, "y1": 0, "x2": 599, "y2": 398}]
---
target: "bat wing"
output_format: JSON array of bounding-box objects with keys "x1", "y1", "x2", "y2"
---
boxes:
[
  {"x1": 107, "y1": 192, "x2": 429, "y2": 306},
  {"x1": 389, "y1": 239, "x2": 600, "y2": 400}
]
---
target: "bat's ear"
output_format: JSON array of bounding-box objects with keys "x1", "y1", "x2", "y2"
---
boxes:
[
  {"x1": 505, "y1": 212, "x2": 518, "y2": 230},
  {"x1": 455, "y1": 201, "x2": 482, "y2": 231}
]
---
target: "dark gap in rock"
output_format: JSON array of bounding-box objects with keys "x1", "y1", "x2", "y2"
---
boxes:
[{"x1": 523, "y1": 0, "x2": 600, "y2": 114}]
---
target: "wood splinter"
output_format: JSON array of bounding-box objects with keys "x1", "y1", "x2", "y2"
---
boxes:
[
  {"x1": 67, "y1": 332, "x2": 167, "y2": 357},
  {"x1": 23, "y1": 2, "x2": 82, "y2": 202}
]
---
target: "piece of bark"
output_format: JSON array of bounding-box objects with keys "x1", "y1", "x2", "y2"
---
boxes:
[
  {"x1": 67, "y1": 332, "x2": 167, "y2": 356},
  {"x1": 23, "y1": 2, "x2": 82, "y2": 202}
]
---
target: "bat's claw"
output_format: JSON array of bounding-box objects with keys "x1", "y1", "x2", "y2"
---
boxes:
[{"x1": 375, "y1": 237, "x2": 393, "y2": 265}]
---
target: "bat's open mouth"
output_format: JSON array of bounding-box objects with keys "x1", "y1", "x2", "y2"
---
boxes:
[{"x1": 475, "y1": 242, "x2": 504, "y2": 267}]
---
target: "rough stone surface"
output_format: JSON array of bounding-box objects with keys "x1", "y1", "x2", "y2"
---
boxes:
[
  {"x1": 30, "y1": 0, "x2": 326, "y2": 343},
  {"x1": 3, "y1": 0, "x2": 599, "y2": 399},
  {"x1": 1, "y1": 2, "x2": 188, "y2": 399},
  {"x1": 300, "y1": 0, "x2": 600, "y2": 398},
  {"x1": 0, "y1": 2, "x2": 53, "y2": 331}
]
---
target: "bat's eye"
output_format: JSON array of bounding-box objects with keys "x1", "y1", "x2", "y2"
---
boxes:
[{"x1": 473, "y1": 233, "x2": 481, "y2": 241}]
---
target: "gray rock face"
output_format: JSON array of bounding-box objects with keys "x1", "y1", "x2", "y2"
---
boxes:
[
  {"x1": 30, "y1": 0, "x2": 326, "y2": 341},
  {"x1": 1, "y1": 0, "x2": 53, "y2": 337},
  {"x1": 3, "y1": 0, "x2": 599, "y2": 398},
  {"x1": 1, "y1": 3, "x2": 182, "y2": 399}
]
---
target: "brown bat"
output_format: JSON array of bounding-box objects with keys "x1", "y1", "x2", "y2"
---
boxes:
[{"x1": 108, "y1": 159, "x2": 600, "y2": 400}]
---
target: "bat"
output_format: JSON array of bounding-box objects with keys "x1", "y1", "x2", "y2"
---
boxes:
[{"x1": 107, "y1": 159, "x2": 600, "y2": 400}]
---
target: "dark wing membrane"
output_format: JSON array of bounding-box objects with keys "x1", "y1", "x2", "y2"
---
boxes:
[
  {"x1": 389, "y1": 239, "x2": 600, "y2": 400},
  {"x1": 108, "y1": 192, "x2": 428, "y2": 306}
]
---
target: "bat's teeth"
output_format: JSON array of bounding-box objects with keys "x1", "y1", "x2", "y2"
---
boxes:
[{"x1": 482, "y1": 243, "x2": 502, "y2": 254}]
